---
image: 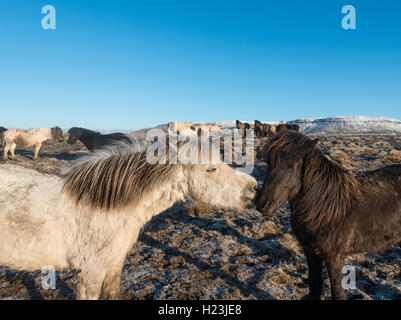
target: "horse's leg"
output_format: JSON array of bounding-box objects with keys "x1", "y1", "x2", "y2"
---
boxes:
[
  {"x1": 99, "y1": 268, "x2": 123, "y2": 300},
  {"x1": 10, "y1": 143, "x2": 17, "y2": 160},
  {"x1": 326, "y1": 255, "x2": 347, "y2": 300},
  {"x1": 76, "y1": 269, "x2": 106, "y2": 300},
  {"x1": 304, "y1": 250, "x2": 323, "y2": 300},
  {"x1": 33, "y1": 144, "x2": 41, "y2": 161},
  {"x1": 3, "y1": 143, "x2": 10, "y2": 160}
]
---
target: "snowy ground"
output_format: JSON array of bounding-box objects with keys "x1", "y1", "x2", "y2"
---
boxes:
[{"x1": 0, "y1": 133, "x2": 401, "y2": 300}]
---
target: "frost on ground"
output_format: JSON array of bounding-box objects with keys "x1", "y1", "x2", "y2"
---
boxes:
[{"x1": 0, "y1": 134, "x2": 401, "y2": 300}]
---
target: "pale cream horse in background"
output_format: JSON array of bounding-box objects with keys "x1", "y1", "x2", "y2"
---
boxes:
[
  {"x1": 2, "y1": 127, "x2": 64, "y2": 161},
  {"x1": 0, "y1": 140, "x2": 257, "y2": 299},
  {"x1": 167, "y1": 121, "x2": 222, "y2": 137}
]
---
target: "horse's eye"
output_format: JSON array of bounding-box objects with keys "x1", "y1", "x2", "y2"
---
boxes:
[{"x1": 206, "y1": 167, "x2": 217, "y2": 173}]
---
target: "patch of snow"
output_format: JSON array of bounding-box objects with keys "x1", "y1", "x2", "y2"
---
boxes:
[
  {"x1": 288, "y1": 116, "x2": 401, "y2": 135},
  {"x1": 212, "y1": 116, "x2": 401, "y2": 135}
]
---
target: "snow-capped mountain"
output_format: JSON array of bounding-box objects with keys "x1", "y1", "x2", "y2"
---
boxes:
[
  {"x1": 213, "y1": 116, "x2": 401, "y2": 135},
  {"x1": 288, "y1": 116, "x2": 401, "y2": 135}
]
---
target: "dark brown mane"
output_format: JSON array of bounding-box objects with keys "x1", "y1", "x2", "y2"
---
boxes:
[
  {"x1": 264, "y1": 131, "x2": 361, "y2": 230},
  {"x1": 51, "y1": 126, "x2": 64, "y2": 141}
]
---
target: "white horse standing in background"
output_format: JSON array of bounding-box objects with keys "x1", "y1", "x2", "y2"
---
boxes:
[
  {"x1": 2, "y1": 127, "x2": 64, "y2": 161},
  {"x1": 0, "y1": 141, "x2": 257, "y2": 299},
  {"x1": 167, "y1": 121, "x2": 222, "y2": 137}
]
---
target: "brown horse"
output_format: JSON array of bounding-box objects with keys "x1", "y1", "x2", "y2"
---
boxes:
[
  {"x1": 256, "y1": 130, "x2": 401, "y2": 300},
  {"x1": 276, "y1": 123, "x2": 300, "y2": 132},
  {"x1": 67, "y1": 127, "x2": 132, "y2": 151},
  {"x1": 236, "y1": 120, "x2": 254, "y2": 130},
  {"x1": 254, "y1": 120, "x2": 299, "y2": 137}
]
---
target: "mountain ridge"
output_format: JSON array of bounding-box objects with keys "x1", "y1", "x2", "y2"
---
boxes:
[{"x1": 213, "y1": 116, "x2": 401, "y2": 135}]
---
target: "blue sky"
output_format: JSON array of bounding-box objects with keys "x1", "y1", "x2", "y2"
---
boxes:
[{"x1": 0, "y1": 0, "x2": 400, "y2": 130}]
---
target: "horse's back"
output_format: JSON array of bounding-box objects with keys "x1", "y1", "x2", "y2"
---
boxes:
[
  {"x1": 105, "y1": 132, "x2": 131, "y2": 142},
  {"x1": 0, "y1": 165, "x2": 69, "y2": 270},
  {"x1": 344, "y1": 164, "x2": 401, "y2": 254},
  {"x1": 361, "y1": 164, "x2": 401, "y2": 187},
  {"x1": 86, "y1": 133, "x2": 132, "y2": 150},
  {"x1": 0, "y1": 164, "x2": 61, "y2": 218}
]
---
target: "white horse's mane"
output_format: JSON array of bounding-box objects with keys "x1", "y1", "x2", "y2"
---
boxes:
[{"x1": 62, "y1": 138, "x2": 221, "y2": 210}]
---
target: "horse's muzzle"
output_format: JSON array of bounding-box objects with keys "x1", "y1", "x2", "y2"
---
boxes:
[{"x1": 256, "y1": 200, "x2": 276, "y2": 215}]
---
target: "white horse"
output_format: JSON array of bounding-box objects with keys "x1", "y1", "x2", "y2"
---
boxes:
[
  {"x1": 2, "y1": 127, "x2": 64, "y2": 161},
  {"x1": 0, "y1": 141, "x2": 257, "y2": 299},
  {"x1": 167, "y1": 122, "x2": 222, "y2": 137}
]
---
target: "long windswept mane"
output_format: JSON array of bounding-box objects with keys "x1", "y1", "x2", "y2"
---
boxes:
[
  {"x1": 264, "y1": 131, "x2": 361, "y2": 230},
  {"x1": 62, "y1": 147, "x2": 178, "y2": 210},
  {"x1": 62, "y1": 138, "x2": 222, "y2": 210}
]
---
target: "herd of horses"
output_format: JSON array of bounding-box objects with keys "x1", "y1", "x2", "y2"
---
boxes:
[
  {"x1": 236, "y1": 120, "x2": 300, "y2": 137},
  {"x1": 0, "y1": 121, "x2": 400, "y2": 300},
  {"x1": 0, "y1": 126, "x2": 132, "y2": 160}
]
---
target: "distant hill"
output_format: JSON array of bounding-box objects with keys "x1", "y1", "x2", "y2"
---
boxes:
[
  {"x1": 213, "y1": 116, "x2": 401, "y2": 135},
  {"x1": 288, "y1": 116, "x2": 401, "y2": 135}
]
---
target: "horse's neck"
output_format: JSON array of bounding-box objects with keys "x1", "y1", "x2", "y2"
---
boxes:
[
  {"x1": 124, "y1": 169, "x2": 188, "y2": 229},
  {"x1": 290, "y1": 154, "x2": 357, "y2": 231}
]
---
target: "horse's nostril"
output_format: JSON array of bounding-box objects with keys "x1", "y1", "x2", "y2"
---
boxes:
[{"x1": 247, "y1": 184, "x2": 257, "y2": 194}]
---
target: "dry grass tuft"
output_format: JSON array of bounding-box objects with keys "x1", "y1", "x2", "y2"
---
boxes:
[
  {"x1": 327, "y1": 150, "x2": 351, "y2": 166},
  {"x1": 386, "y1": 150, "x2": 401, "y2": 162},
  {"x1": 358, "y1": 147, "x2": 375, "y2": 155},
  {"x1": 187, "y1": 202, "x2": 217, "y2": 216}
]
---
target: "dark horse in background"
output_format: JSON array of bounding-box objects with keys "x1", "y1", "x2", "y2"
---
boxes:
[
  {"x1": 0, "y1": 127, "x2": 7, "y2": 146},
  {"x1": 67, "y1": 127, "x2": 132, "y2": 151},
  {"x1": 256, "y1": 130, "x2": 401, "y2": 300}
]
